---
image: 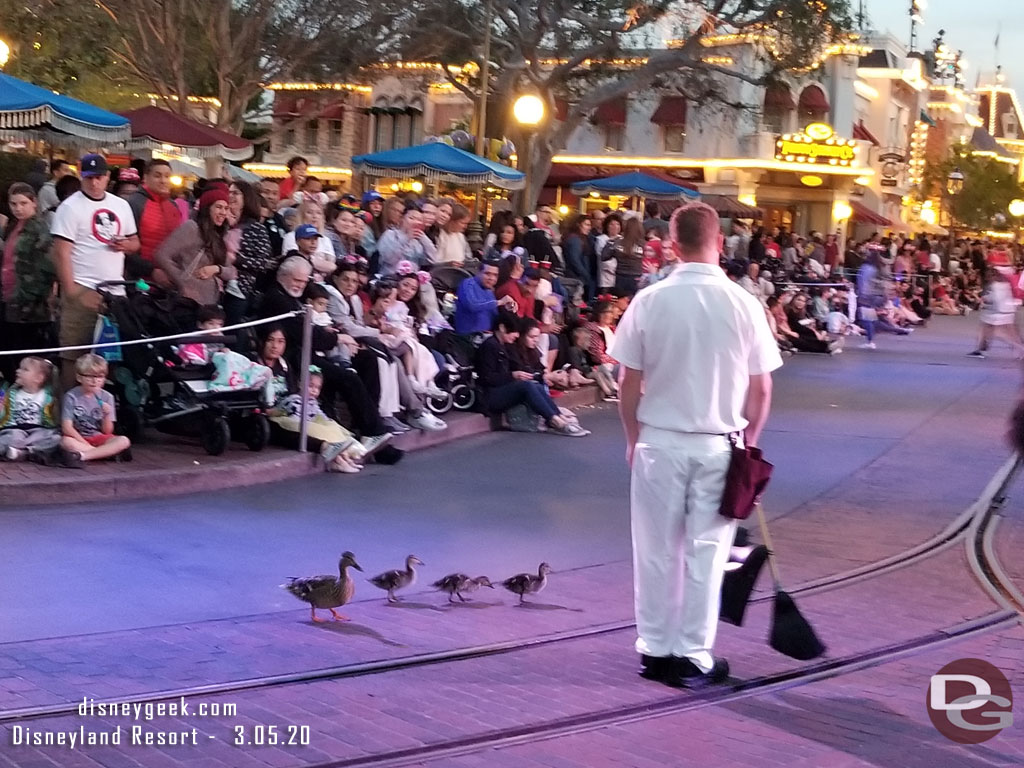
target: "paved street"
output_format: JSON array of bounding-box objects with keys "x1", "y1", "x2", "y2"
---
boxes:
[{"x1": 1, "y1": 316, "x2": 1022, "y2": 766}]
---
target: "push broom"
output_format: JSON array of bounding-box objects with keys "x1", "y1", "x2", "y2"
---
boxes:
[{"x1": 755, "y1": 503, "x2": 827, "y2": 660}]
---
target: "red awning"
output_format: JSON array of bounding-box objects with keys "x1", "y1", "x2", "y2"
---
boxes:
[
  {"x1": 798, "y1": 85, "x2": 830, "y2": 113},
  {"x1": 701, "y1": 195, "x2": 763, "y2": 218},
  {"x1": 320, "y1": 102, "x2": 345, "y2": 120},
  {"x1": 852, "y1": 120, "x2": 880, "y2": 146},
  {"x1": 764, "y1": 85, "x2": 796, "y2": 111},
  {"x1": 594, "y1": 97, "x2": 627, "y2": 125},
  {"x1": 850, "y1": 200, "x2": 893, "y2": 226},
  {"x1": 650, "y1": 96, "x2": 687, "y2": 126},
  {"x1": 121, "y1": 106, "x2": 252, "y2": 160}
]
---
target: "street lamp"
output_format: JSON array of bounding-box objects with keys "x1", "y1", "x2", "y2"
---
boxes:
[
  {"x1": 0, "y1": 39, "x2": 10, "y2": 69},
  {"x1": 946, "y1": 167, "x2": 965, "y2": 196},
  {"x1": 513, "y1": 94, "x2": 545, "y2": 215}
]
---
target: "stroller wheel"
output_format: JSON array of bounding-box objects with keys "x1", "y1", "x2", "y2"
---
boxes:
[
  {"x1": 201, "y1": 417, "x2": 231, "y2": 456},
  {"x1": 243, "y1": 414, "x2": 271, "y2": 452},
  {"x1": 426, "y1": 389, "x2": 453, "y2": 415},
  {"x1": 117, "y1": 406, "x2": 144, "y2": 442},
  {"x1": 451, "y1": 384, "x2": 476, "y2": 411}
]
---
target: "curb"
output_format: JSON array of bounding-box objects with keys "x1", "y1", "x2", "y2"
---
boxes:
[{"x1": 0, "y1": 388, "x2": 602, "y2": 507}]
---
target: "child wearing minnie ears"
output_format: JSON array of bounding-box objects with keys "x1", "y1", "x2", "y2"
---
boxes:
[
  {"x1": 269, "y1": 366, "x2": 367, "y2": 473},
  {"x1": 0, "y1": 356, "x2": 62, "y2": 464},
  {"x1": 60, "y1": 354, "x2": 132, "y2": 464}
]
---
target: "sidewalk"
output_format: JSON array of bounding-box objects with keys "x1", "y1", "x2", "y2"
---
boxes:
[{"x1": 0, "y1": 388, "x2": 601, "y2": 506}]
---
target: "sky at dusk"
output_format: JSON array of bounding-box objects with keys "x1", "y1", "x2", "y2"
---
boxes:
[{"x1": 866, "y1": 0, "x2": 1020, "y2": 88}]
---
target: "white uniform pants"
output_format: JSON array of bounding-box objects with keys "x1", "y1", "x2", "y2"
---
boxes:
[{"x1": 630, "y1": 427, "x2": 737, "y2": 672}]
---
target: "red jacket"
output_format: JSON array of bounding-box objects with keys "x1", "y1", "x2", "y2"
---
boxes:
[{"x1": 129, "y1": 186, "x2": 183, "y2": 263}]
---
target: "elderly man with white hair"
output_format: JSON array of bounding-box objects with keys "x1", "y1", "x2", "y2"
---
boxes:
[{"x1": 258, "y1": 256, "x2": 394, "y2": 445}]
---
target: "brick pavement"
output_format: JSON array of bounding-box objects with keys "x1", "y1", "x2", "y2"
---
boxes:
[
  {"x1": 0, "y1": 366, "x2": 1015, "y2": 713},
  {"x1": 0, "y1": 541, "x2": 1015, "y2": 767}
]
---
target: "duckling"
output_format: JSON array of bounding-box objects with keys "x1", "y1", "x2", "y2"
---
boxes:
[
  {"x1": 368, "y1": 555, "x2": 424, "y2": 602},
  {"x1": 282, "y1": 551, "x2": 363, "y2": 623},
  {"x1": 501, "y1": 563, "x2": 552, "y2": 605},
  {"x1": 432, "y1": 573, "x2": 494, "y2": 603}
]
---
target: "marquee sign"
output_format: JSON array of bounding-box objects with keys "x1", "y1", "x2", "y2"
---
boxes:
[{"x1": 775, "y1": 123, "x2": 858, "y2": 167}]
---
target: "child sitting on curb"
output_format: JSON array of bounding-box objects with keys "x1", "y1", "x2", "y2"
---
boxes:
[
  {"x1": 268, "y1": 366, "x2": 367, "y2": 474},
  {"x1": 0, "y1": 356, "x2": 62, "y2": 464},
  {"x1": 60, "y1": 354, "x2": 132, "y2": 465}
]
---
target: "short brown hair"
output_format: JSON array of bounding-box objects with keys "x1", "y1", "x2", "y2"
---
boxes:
[
  {"x1": 8, "y1": 181, "x2": 36, "y2": 201},
  {"x1": 670, "y1": 202, "x2": 720, "y2": 255}
]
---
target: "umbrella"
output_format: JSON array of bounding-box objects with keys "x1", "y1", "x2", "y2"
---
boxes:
[
  {"x1": 351, "y1": 143, "x2": 525, "y2": 189},
  {"x1": 570, "y1": 171, "x2": 700, "y2": 200},
  {"x1": 0, "y1": 71, "x2": 131, "y2": 143},
  {"x1": 121, "y1": 106, "x2": 252, "y2": 160}
]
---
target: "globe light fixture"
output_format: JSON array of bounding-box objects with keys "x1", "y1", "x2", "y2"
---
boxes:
[
  {"x1": 832, "y1": 200, "x2": 853, "y2": 221},
  {"x1": 0, "y1": 39, "x2": 10, "y2": 69},
  {"x1": 513, "y1": 94, "x2": 545, "y2": 126},
  {"x1": 946, "y1": 167, "x2": 965, "y2": 196},
  {"x1": 1008, "y1": 199, "x2": 1024, "y2": 218}
]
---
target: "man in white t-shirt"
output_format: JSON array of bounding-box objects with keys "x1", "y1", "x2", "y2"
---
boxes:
[
  {"x1": 52, "y1": 154, "x2": 139, "y2": 389},
  {"x1": 611, "y1": 201, "x2": 782, "y2": 689}
]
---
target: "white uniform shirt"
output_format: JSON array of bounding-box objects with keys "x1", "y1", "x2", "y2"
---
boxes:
[
  {"x1": 610, "y1": 262, "x2": 783, "y2": 435},
  {"x1": 51, "y1": 191, "x2": 138, "y2": 295}
]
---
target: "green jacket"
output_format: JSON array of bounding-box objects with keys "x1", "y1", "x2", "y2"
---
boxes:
[{"x1": 2, "y1": 215, "x2": 55, "y2": 323}]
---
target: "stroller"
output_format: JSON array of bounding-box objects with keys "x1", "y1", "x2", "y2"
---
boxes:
[
  {"x1": 425, "y1": 329, "x2": 478, "y2": 414},
  {"x1": 96, "y1": 281, "x2": 271, "y2": 456}
]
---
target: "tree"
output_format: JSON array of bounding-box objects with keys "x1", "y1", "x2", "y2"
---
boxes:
[
  {"x1": 0, "y1": 0, "x2": 124, "y2": 94},
  {"x1": 923, "y1": 146, "x2": 1024, "y2": 232},
  {"x1": 400, "y1": 0, "x2": 856, "y2": 208},
  {"x1": 97, "y1": 0, "x2": 410, "y2": 132}
]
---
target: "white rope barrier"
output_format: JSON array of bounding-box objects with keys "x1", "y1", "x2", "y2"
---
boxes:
[{"x1": 0, "y1": 311, "x2": 303, "y2": 357}]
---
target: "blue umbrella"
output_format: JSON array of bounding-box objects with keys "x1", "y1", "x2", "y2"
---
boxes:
[
  {"x1": 352, "y1": 142, "x2": 525, "y2": 189},
  {"x1": 0, "y1": 71, "x2": 131, "y2": 143},
  {"x1": 570, "y1": 171, "x2": 699, "y2": 200}
]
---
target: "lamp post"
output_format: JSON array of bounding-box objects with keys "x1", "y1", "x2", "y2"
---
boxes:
[
  {"x1": 513, "y1": 94, "x2": 545, "y2": 215},
  {"x1": 945, "y1": 166, "x2": 964, "y2": 256}
]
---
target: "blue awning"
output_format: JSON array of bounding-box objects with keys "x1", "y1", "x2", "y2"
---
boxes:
[
  {"x1": 0, "y1": 72, "x2": 131, "y2": 143},
  {"x1": 570, "y1": 171, "x2": 700, "y2": 200},
  {"x1": 352, "y1": 142, "x2": 525, "y2": 189}
]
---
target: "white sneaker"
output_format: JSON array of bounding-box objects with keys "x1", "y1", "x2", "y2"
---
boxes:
[
  {"x1": 359, "y1": 433, "x2": 393, "y2": 456},
  {"x1": 408, "y1": 412, "x2": 447, "y2": 432},
  {"x1": 860, "y1": 342, "x2": 876, "y2": 349},
  {"x1": 423, "y1": 383, "x2": 447, "y2": 399},
  {"x1": 5, "y1": 446, "x2": 26, "y2": 461}
]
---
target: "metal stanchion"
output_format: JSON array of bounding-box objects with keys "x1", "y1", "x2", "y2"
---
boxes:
[{"x1": 297, "y1": 307, "x2": 314, "y2": 454}]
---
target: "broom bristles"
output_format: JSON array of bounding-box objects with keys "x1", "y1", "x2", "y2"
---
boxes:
[{"x1": 770, "y1": 589, "x2": 826, "y2": 661}]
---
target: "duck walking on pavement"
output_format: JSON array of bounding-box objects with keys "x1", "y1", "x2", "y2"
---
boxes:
[
  {"x1": 369, "y1": 555, "x2": 424, "y2": 602},
  {"x1": 282, "y1": 551, "x2": 363, "y2": 623},
  {"x1": 501, "y1": 563, "x2": 552, "y2": 605},
  {"x1": 432, "y1": 574, "x2": 494, "y2": 603}
]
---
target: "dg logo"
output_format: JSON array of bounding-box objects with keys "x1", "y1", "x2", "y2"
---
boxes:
[{"x1": 927, "y1": 658, "x2": 1014, "y2": 744}]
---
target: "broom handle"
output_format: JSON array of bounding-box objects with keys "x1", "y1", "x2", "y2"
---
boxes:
[{"x1": 755, "y1": 503, "x2": 784, "y2": 588}]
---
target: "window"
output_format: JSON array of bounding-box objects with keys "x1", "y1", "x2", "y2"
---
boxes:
[
  {"x1": 604, "y1": 124, "x2": 624, "y2": 151},
  {"x1": 304, "y1": 120, "x2": 319, "y2": 151},
  {"x1": 663, "y1": 125, "x2": 686, "y2": 153},
  {"x1": 409, "y1": 113, "x2": 422, "y2": 146},
  {"x1": 393, "y1": 113, "x2": 410, "y2": 149},
  {"x1": 284, "y1": 127, "x2": 296, "y2": 148},
  {"x1": 329, "y1": 120, "x2": 342, "y2": 149},
  {"x1": 374, "y1": 114, "x2": 392, "y2": 152}
]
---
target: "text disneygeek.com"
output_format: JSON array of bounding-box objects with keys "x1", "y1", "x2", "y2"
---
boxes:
[{"x1": 7, "y1": 697, "x2": 311, "y2": 750}]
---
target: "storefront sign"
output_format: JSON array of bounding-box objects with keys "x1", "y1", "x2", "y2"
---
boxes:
[{"x1": 775, "y1": 123, "x2": 857, "y2": 167}]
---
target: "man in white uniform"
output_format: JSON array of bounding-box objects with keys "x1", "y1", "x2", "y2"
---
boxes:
[{"x1": 611, "y1": 202, "x2": 782, "y2": 688}]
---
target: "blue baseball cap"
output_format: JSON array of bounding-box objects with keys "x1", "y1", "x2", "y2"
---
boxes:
[
  {"x1": 80, "y1": 154, "x2": 109, "y2": 177},
  {"x1": 294, "y1": 223, "x2": 322, "y2": 240},
  {"x1": 361, "y1": 190, "x2": 384, "y2": 206}
]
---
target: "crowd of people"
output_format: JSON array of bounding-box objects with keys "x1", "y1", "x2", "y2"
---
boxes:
[{"x1": 1, "y1": 152, "x2": 1018, "y2": 471}]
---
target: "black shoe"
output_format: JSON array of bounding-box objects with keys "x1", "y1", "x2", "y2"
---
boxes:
[
  {"x1": 638, "y1": 654, "x2": 673, "y2": 681},
  {"x1": 664, "y1": 657, "x2": 730, "y2": 689},
  {"x1": 114, "y1": 447, "x2": 133, "y2": 463}
]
